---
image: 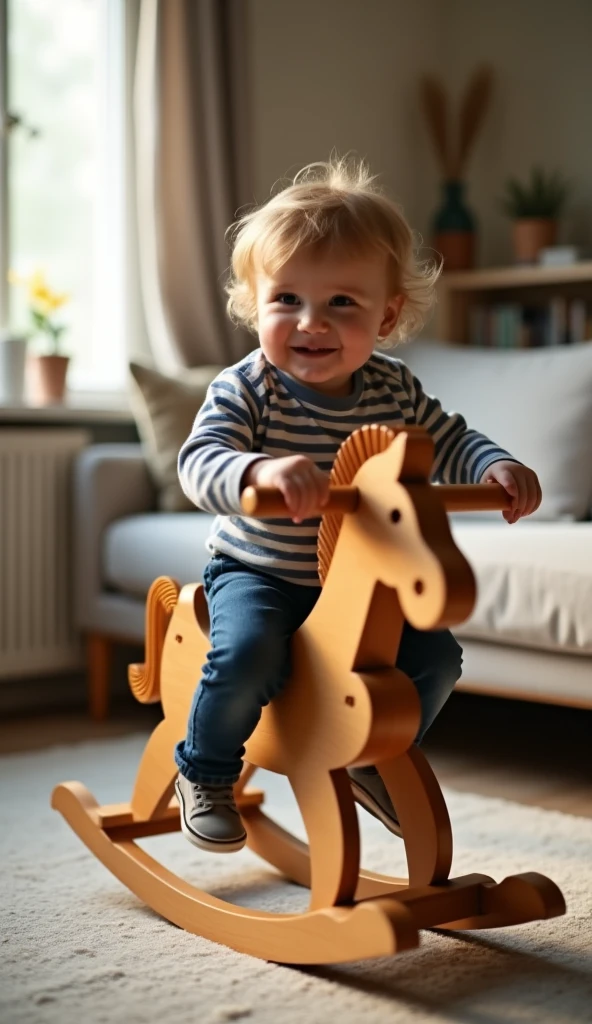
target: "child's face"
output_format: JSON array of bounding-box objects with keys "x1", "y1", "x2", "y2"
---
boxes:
[{"x1": 255, "y1": 249, "x2": 403, "y2": 397}]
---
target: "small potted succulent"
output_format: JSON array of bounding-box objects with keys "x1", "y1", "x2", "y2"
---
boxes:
[
  {"x1": 499, "y1": 167, "x2": 569, "y2": 264},
  {"x1": 8, "y1": 269, "x2": 71, "y2": 404}
]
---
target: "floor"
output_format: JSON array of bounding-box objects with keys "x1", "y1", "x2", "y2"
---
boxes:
[{"x1": 1, "y1": 690, "x2": 590, "y2": 819}]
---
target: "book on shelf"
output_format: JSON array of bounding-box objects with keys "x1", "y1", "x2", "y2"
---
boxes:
[{"x1": 467, "y1": 297, "x2": 592, "y2": 347}]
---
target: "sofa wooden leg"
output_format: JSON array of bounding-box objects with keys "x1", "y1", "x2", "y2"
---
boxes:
[{"x1": 87, "y1": 634, "x2": 113, "y2": 721}]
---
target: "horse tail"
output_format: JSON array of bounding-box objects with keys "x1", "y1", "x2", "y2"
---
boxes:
[{"x1": 128, "y1": 576, "x2": 180, "y2": 703}]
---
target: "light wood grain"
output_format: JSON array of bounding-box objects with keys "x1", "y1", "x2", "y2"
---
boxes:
[
  {"x1": 51, "y1": 426, "x2": 566, "y2": 964},
  {"x1": 440, "y1": 261, "x2": 592, "y2": 291}
]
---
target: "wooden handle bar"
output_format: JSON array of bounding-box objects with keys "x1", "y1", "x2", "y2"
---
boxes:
[{"x1": 241, "y1": 483, "x2": 512, "y2": 517}]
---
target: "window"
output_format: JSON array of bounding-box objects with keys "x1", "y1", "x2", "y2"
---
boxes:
[{"x1": 4, "y1": 0, "x2": 127, "y2": 391}]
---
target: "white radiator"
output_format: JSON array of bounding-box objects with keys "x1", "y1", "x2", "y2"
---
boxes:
[{"x1": 0, "y1": 428, "x2": 91, "y2": 678}]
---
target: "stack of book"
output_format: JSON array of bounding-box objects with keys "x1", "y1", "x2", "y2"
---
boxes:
[{"x1": 468, "y1": 297, "x2": 592, "y2": 347}]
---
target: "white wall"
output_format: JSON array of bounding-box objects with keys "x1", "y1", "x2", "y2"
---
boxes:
[{"x1": 248, "y1": 0, "x2": 592, "y2": 268}]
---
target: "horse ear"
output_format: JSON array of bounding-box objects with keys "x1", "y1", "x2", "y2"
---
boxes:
[{"x1": 382, "y1": 428, "x2": 435, "y2": 483}]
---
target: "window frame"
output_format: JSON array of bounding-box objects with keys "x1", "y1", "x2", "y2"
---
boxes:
[{"x1": 0, "y1": 0, "x2": 133, "y2": 395}]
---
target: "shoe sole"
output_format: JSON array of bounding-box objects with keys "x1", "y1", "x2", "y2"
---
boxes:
[
  {"x1": 174, "y1": 780, "x2": 247, "y2": 854},
  {"x1": 349, "y1": 779, "x2": 403, "y2": 839}
]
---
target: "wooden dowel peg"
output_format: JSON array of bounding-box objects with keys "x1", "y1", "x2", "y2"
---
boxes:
[
  {"x1": 434, "y1": 484, "x2": 512, "y2": 512},
  {"x1": 241, "y1": 482, "x2": 511, "y2": 518},
  {"x1": 241, "y1": 485, "x2": 359, "y2": 517}
]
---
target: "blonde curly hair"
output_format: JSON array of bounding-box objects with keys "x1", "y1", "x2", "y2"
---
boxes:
[{"x1": 225, "y1": 155, "x2": 441, "y2": 344}]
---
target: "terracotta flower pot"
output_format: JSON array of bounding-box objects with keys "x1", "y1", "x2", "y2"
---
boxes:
[
  {"x1": 434, "y1": 231, "x2": 476, "y2": 272},
  {"x1": 512, "y1": 218, "x2": 557, "y2": 264},
  {"x1": 433, "y1": 180, "x2": 476, "y2": 271},
  {"x1": 27, "y1": 354, "x2": 70, "y2": 405}
]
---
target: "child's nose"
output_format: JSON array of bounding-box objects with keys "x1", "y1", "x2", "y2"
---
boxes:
[{"x1": 297, "y1": 308, "x2": 329, "y2": 333}]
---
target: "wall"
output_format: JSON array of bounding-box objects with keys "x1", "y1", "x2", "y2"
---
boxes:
[
  {"x1": 248, "y1": 0, "x2": 447, "y2": 248},
  {"x1": 447, "y1": 0, "x2": 592, "y2": 265},
  {"x1": 249, "y1": 0, "x2": 592, "y2": 269}
]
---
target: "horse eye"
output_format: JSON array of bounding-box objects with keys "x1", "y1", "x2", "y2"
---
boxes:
[{"x1": 390, "y1": 510, "x2": 401, "y2": 523}]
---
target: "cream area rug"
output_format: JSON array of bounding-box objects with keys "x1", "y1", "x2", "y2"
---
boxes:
[{"x1": 2, "y1": 733, "x2": 592, "y2": 1024}]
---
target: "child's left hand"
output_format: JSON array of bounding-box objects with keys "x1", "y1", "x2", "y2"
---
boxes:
[{"x1": 480, "y1": 460, "x2": 542, "y2": 524}]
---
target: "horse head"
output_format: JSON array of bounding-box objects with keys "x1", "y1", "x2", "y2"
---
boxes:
[{"x1": 340, "y1": 429, "x2": 476, "y2": 631}]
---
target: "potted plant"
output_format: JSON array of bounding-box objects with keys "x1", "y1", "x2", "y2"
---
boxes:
[
  {"x1": 499, "y1": 167, "x2": 569, "y2": 264},
  {"x1": 8, "y1": 269, "x2": 71, "y2": 404}
]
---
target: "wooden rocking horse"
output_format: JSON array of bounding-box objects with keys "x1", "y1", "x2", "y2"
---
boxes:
[{"x1": 52, "y1": 425, "x2": 565, "y2": 964}]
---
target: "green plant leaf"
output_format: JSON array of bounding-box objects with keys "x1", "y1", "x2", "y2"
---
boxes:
[{"x1": 498, "y1": 166, "x2": 569, "y2": 218}]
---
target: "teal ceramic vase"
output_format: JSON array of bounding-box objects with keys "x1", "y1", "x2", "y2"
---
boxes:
[{"x1": 432, "y1": 180, "x2": 476, "y2": 271}]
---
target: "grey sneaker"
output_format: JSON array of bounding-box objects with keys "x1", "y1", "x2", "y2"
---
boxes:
[
  {"x1": 348, "y1": 767, "x2": 403, "y2": 838},
  {"x1": 175, "y1": 773, "x2": 247, "y2": 853}
]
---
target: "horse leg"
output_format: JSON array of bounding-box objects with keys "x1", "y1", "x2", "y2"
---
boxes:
[
  {"x1": 235, "y1": 761, "x2": 257, "y2": 797},
  {"x1": 130, "y1": 718, "x2": 179, "y2": 821},
  {"x1": 289, "y1": 766, "x2": 360, "y2": 910},
  {"x1": 377, "y1": 746, "x2": 453, "y2": 887}
]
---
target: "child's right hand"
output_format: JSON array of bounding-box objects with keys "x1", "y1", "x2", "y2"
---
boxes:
[{"x1": 242, "y1": 456, "x2": 330, "y2": 523}]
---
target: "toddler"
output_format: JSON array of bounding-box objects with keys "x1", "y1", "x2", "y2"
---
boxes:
[{"x1": 174, "y1": 157, "x2": 542, "y2": 852}]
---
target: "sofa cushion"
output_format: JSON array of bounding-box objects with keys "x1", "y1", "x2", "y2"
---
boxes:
[
  {"x1": 129, "y1": 361, "x2": 225, "y2": 512},
  {"x1": 103, "y1": 512, "x2": 216, "y2": 597},
  {"x1": 104, "y1": 511, "x2": 592, "y2": 658},
  {"x1": 450, "y1": 519, "x2": 592, "y2": 655},
  {"x1": 401, "y1": 341, "x2": 592, "y2": 521}
]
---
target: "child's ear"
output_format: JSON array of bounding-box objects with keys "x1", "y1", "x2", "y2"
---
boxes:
[{"x1": 378, "y1": 295, "x2": 405, "y2": 338}]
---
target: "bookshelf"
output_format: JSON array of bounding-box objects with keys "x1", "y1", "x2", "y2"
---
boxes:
[{"x1": 434, "y1": 261, "x2": 592, "y2": 347}]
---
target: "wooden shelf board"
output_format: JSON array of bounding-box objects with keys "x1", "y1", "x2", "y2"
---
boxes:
[{"x1": 439, "y1": 261, "x2": 592, "y2": 292}]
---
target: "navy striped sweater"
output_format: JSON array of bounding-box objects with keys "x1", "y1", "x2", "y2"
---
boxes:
[{"x1": 178, "y1": 349, "x2": 516, "y2": 586}]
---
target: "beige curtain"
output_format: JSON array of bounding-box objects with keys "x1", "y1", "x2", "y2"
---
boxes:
[{"x1": 134, "y1": 0, "x2": 254, "y2": 369}]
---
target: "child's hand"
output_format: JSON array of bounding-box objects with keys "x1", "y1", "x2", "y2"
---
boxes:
[
  {"x1": 243, "y1": 456, "x2": 330, "y2": 523},
  {"x1": 480, "y1": 460, "x2": 542, "y2": 524}
]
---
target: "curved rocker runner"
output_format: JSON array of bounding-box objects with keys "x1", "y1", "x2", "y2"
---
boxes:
[{"x1": 52, "y1": 426, "x2": 565, "y2": 965}]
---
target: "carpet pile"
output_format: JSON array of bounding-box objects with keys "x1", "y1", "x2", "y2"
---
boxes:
[{"x1": 2, "y1": 733, "x2": 591, "y2": 1023}]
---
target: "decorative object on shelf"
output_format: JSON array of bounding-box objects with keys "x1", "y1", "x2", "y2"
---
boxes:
[
  {"x1": 466, "y1": 296, "x2": 591, "y2": 348},
  {"x1": 0, "y1": 329, "x2": 28, "y2": 403},
  {"x1": 420, "y1": 65, "x2": 493, "y2": 272},
  {"x1": 8, "y1": 269, "x2": 71, "y2": 404},
  {"x1": 499, "y1": 167, "x2": 570, "y2": 265},
  {"x1": 538, "y1": 245, "x2": 591, "y2": 267}
]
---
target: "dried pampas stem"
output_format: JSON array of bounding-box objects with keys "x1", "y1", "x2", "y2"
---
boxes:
[
  {"x1": 419, "y1": 65, "x2": 494, "y2": 182},
  {"x1": 453, "y1": 64, "x2": 494, "y2": 179},
  {"x1": 419, "y1": 75, "x2": 451, "y2": 178}
]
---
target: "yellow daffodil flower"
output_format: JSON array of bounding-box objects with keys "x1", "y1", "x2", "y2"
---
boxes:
[
  {"x1": 7, "y1": 268, "x2": 70, "y2": 352},
  {"x1": 27, "y1": 271, "x2": 70, "y2": 315}
]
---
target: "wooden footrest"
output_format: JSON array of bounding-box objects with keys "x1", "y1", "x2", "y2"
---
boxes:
[{"x1": 96, "y1": 788, "x2": 265, "y2": 841}]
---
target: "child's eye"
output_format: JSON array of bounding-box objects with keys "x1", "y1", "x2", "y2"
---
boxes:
[
  {"x1": 274, "y1": 293, "x2": 300, "y2": 305},
  {"x1": 330, "y1": 295, "x2": 355, "y2": 306}
]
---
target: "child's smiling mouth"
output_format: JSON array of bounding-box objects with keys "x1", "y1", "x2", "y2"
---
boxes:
[{"x1": 292, "y1": 345, "x2": 338, "y2": 358}]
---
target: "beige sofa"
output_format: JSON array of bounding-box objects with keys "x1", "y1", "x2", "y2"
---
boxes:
[{"x1": 73, "y1": 342, "x2": 592, "y2": 717}]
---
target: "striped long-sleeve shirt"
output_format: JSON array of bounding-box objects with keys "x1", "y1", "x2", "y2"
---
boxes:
[{"x1": 178, "y1": 348, "x2": 517, "y2": 586}]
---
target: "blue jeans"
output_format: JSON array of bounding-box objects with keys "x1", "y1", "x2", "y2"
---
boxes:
[{"x1": 175, "y1": 555, "x2": 463, "y2": 785}]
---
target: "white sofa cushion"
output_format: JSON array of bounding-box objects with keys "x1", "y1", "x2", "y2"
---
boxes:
[
  {"x1": 450, "y1": 519, "x2": 592, "y2": 656},
  {"x1": 455, "y1": 641, "x2": 592, "y2": 706},
  {"x1": 401, "y1": 341, "x2": 592, "y2": 521},
  {"x1": 103, "y1": 513, "x2": 592, "y2": 658}
]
